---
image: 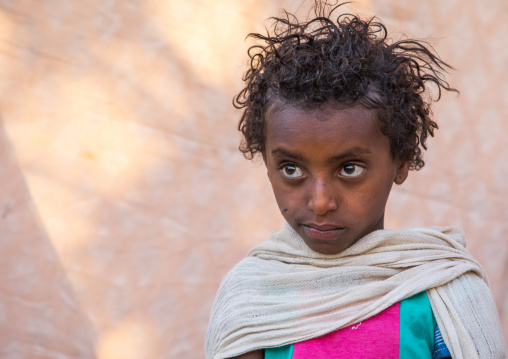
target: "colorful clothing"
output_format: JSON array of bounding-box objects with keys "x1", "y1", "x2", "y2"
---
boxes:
[
  {"x1": 265, "y1": 292, "x2": 448, "y2": 358},
  {"x1": 433, "y1": 326, "x2": 452, "y2": 359},
  {"x1": 206, "y1": 225, "x2": 506, "y2": 359}
]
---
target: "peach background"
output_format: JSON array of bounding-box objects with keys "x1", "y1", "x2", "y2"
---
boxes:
[{"x1": 0, "y1": 0, "x2": 506, "y2": 358}]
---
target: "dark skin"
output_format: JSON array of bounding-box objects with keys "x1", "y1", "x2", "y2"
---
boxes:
[
  {"x1": 231, "y1": 103, "x2": 409, "y2": 358},
  {"x1": 230, "y1": 350, "x2": 264, "y2": 359},
  {"x1": 264, "y1": 104, "x2": 409, "y2": 255}
]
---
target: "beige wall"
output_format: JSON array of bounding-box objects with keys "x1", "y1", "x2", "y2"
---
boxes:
[{"x1": 0, "y1": 0, "x2": 506, "y2": 357}]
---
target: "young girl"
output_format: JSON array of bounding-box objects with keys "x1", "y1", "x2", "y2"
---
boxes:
[{"x1": 206, "y1": 3, "x2": 507, "y2": 358}]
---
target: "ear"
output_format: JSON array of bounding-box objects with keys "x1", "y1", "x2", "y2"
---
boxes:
[{"x1": 394, "y1": 161, "x2": 410, "y2": 185}]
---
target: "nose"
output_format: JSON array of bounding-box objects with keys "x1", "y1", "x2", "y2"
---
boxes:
[{"x1": 307, "y1": 179, "x2": 338, "y2": 215}]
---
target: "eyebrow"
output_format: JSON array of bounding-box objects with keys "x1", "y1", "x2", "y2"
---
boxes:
[
  {"x1": 271, "y1": 148, "x2": 305, "y2": 161},
  {"x1": 330, "y1": 147, "x2": 372, "y2": 162},
  {"x1": 271, "y1": 147, "x2": 372, "y2": 163}
]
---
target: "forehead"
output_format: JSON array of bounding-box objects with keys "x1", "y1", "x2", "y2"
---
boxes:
[{"x1": 264, "y1": 104, "x2": 387, "y2": 153}]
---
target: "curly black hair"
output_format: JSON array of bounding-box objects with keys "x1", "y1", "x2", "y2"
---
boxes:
[{"x1": 234, "y1": 2, "x2": 457, "y2": 170}]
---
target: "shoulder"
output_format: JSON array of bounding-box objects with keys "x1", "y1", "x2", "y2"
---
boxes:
[
  {"x1": 442, "y1": 271, "x2": 491, "y2": 302},
  {"x1": 431, "y1": 273, "x2": 507, "y2": 357},
  {"x1": 218, "y1": 256, "x2": 266, "y2": 290}
]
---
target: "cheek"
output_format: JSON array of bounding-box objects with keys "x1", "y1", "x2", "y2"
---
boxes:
[
  {"x1": 360, "y1": 183, "x2": 393, "y2": 215},
  {"x1": 276, "y1": 192, "x2": 303, "y2": 225},
  {"x1": 270, "y1": 180, "x2": 303, "y2": 214},
  {"x1": 272, "y1": 185, "x2": 294, "y2": 209},
  {"x1": 347, "y1": 180, "x2": 392, "y2": 212}
]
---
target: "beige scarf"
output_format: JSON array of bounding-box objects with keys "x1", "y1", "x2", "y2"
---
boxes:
[{"x1": 206, "y1": 224, "x2": 507, "y2": 359}]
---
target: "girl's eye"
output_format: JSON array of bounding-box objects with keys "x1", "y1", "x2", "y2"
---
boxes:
[
  {"x1": 339, "y1": 164, "x2": 365, "y2": 177},
  {"x1": 281, "y1": 164, "x2": 304, "y2": 179}
]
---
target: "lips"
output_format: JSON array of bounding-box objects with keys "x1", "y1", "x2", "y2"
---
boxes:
[{"x1": 302, "y1": 224, "x2": 345, "y2": 240}]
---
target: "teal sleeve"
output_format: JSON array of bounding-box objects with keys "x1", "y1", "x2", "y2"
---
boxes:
[
  {"x1": 264, "y1": 344, "x2": 293, "y2": 359},
  {"x1": 399, "y1": 291, "x2": 435, "y2": 358}
]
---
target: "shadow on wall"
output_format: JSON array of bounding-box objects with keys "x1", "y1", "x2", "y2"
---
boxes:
[
  {"x1": 0, "y1": 0, "x2": 285, "y2": 358},
  {"x1": 0, "y1": 120, "x2": 97, "y2": 358}
]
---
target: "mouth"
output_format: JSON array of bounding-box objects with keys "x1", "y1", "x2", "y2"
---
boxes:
[{"x1": 302, "y1": 224, "x2": 345, "y2": 240}]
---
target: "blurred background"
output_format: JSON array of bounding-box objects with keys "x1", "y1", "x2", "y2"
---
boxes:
[{"x1": 0, "y1": 0, "x2": 506, "y2": 358}]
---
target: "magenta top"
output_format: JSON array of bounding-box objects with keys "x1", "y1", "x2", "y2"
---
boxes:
[{"x1": 264, "y1": 291, "x2": 451, "y2": 359}]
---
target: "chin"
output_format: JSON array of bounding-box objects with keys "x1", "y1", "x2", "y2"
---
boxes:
[{"x1": 304, "y1": 240, "x2": 350, "y2": 255}]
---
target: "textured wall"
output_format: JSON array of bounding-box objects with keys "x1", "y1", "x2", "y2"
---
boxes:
[{"x1": 0, "y1": 0, "x2": 506, "y2": 358}]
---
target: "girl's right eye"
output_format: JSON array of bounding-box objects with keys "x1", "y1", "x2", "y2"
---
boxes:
[{"x1": 280, "y1": 164, "x2": 304, "y2": 179}]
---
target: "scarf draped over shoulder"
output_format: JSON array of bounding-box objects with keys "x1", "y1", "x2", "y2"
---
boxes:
[{"x1": 206, "y1": 224, "x2": 507, "y2": 359}]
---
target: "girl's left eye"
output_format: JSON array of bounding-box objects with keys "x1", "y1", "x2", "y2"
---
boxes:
[{"x1": 339, "y1": 164, "x2": 365, "y2": 177}]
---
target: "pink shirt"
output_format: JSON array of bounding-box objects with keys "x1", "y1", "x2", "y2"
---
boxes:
[{"x1": 292, "y1": 303, "x2": 400, "y2": 358}]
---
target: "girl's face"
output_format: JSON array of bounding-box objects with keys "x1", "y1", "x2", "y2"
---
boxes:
[{"x1": 263, "y1": 104, "x2": 409, "y2": 255}]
